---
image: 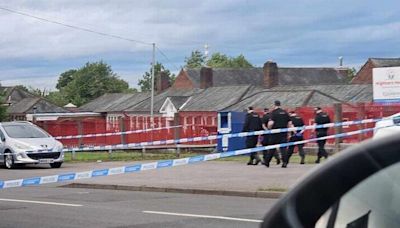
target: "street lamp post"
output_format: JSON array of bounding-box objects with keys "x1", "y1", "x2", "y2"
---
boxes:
[{"x1": 150, "y1": 43, "x2": 155, "y2": 129}]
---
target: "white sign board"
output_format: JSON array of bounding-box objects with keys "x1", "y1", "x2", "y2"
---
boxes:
[{"x1": 373, "y1": 67, "x2": 400, "y2": 102}]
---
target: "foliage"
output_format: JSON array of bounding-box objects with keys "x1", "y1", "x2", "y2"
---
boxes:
[
  {"x1": 0, "y1": 89, "x2": 7, "y2": 121},
  {"x1": 346, "y1": 67, "x2": 358, "y2": 83},
  {"x1": 184, "y1": 50, "x2": 206, "y2": 68},
  {"x1": 138, "y1": 62, "x2": 175, "y2": 92},
  {"x1": 46, "y1": 91, "x2": 69, "y2": 107},
  {"x1": 56, "y1": 69, "x2": 76, "y2": 90},
  {"x1": 16, "y1": 85, "x2": 47, "y2": 97},
  {"x1": 49, "y1": 61, "x2": 132, "y2": 106},
  {"x1": 184, "y1": 51, "x2": 253, "y2": 68}
]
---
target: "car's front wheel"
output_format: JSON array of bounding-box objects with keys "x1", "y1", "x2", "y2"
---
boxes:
[
  {"x1": 50, "y1": 162, "x2": 62, "y2": 168},
  {"x1": 4, "y1": 154, "x2": 14, "y2": 169}
]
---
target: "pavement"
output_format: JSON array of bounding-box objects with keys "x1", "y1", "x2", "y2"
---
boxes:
[
  {"x1": 0, "y1": 186, "x2": 277, "y2": 228},
  {"x1": 0, "y1": 159, "x2": 319, "y2": 198}
]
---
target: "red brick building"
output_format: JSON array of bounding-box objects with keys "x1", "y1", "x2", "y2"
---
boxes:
[{"x1": 351, "y1": 58, "x2": 400, "y2": 84}]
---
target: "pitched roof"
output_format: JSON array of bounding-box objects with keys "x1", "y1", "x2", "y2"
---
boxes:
[
  {"x1": 168, "y1": 96, "x2": 191, "y2": 110},
  {"x1": 271, "y1": 84, "x2": 372, "y2": 103},
  {"x1": 79, "y1": 92, "x2": 150, "y2": 112},
  {"x1": 370, "y1": 58, "x2": 400, "y2": 67},
  {"x1": 125, "y1": 89, "x2": 202, "y2": 113},
  {"x1": 277, "y1": 68, "x2": 347, "y2": 85},
  {"x1": 7, "y1": 97, "x2": 70, "y2": 114},
  {"x1": 184, "y1": 66, "x2": 347, "y2": 88},
  {"x1": 181, "y1": 86, "x2": 252, "y2": 111},
  {"x1": 0, "y1": 86, "x2": 36, "y2": 104},
  {"x1": 224, "y1": 84, "x2": 372, "y2": 111},
  {"x1": 7, "y1": 97, "x2": 40, "y2": 113},
  {"x1": 223, "y1": 90, "x2": 314, "y2": 111}
]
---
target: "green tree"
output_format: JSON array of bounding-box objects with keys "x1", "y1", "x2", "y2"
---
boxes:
[
  {"x1": 56, "y1": 69, "x2": 77, "y2": 90},
  {"x1": 184, "y1": 50, "x2": 206, "y2": 68},
  {"x1": 185, "y1": 51, "x2": 253, "y2": 68},
  {"x1": 206, "y1": 53, "x2": 231, "y2": 68},
  {"x1": 346, "y1": 67, "x2": 357, "y2": 83},
  {"x1": 207, "y1": 52, "x2": 253, "y2": 68},
  {"x1": 50, "y1": 61, "x2": 131, "y2": 106},
  {"x1": 0, "y1": 88, "x2": 8, "y2": 121},
  {"x1": 138, "y1": 62, "x2": 175, "y2": 92},
  {"x1": 229, "y1": 54, "x2": 253, "y2": 68},
  {"x1": 46, "y1": 91, "x2": 69, "y2": 107},
  {"x1": 15, "y1": 85, "x2": 47, "y2": 97}
]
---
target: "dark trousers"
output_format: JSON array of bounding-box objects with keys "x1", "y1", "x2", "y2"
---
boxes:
[
  {"x1": 316, "y1": 132, "x2": 328, "y2": 159},
  {"x1": 262, "y1": 136, "x2": 280, "y2": 162},
  {"x1": 264, "y1": 133, "x2": 287, "y2": 165},
  {"x1": 246, "y1": 136, "x2": 260, "y2": 163},
  {"x1": 287, "y1": 135, "x2": 304, "y2": 162}
]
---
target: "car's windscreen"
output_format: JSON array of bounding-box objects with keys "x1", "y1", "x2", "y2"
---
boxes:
[{"x1": 3, "y1": 125, "x2": 49, "y2": 138}]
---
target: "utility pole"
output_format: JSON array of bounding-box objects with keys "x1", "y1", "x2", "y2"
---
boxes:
[{"x1": 150, "y1": 42, "x2": 155, "y2": 128}]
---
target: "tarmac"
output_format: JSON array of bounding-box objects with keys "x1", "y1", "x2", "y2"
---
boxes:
[{"x1": 61, "y1": 160, "x2": 319, "y2": 199}]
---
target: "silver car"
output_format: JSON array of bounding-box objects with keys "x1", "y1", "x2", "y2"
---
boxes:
[{"x1": 0, "y1": 121, "x2": 64, "y2": 169}]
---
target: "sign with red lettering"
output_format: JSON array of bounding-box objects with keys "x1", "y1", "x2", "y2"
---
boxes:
[{"x1": 373, "y1": 67, "x2": 400, "y2": 103}]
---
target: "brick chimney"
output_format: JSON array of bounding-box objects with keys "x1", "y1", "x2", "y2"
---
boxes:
[
  {"x1": 263, "y1": 61, "x2": 279, "y2": 88},
  {"x1": 156, "y1": 71, "x2": 171, "y2": 93},
  {"x1": 200, "y1": 67, "x2": 213, "y2": 89}
]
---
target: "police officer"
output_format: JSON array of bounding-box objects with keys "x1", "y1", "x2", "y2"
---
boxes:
[
  {"x1": 314, "y1": 107, "x2": 331, "y2": 163},
  {"x1": 242, "y1": 106, "x2": 262, "y2": 165},
  {"x1": 266, "y1": 101, "x2": 291, "y2": 168},
  {"x1": 287, "y1": 111, "x2": 306, "y2": 164},
  {"x1": 261, "y1": 108, "x2": 281, "y2": 165}
]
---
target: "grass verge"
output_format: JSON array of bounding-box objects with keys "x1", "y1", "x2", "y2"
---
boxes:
[
  {"x1": 64, "y1": 151, "x2": 201, "y2": 163},
  {"x1": 64, "y1": 150, "x2": 324, "y2": 165},
  {"x1": 257, "y1": 187, "x2": 287, "y2": 192}
]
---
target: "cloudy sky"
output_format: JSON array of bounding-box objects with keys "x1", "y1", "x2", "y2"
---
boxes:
[{"x1": 0, "y1": 0, "x2": 399, "y2": 90}]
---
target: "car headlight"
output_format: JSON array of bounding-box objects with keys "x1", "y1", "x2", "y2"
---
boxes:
[
  {"x1": 13, "y1": 142, "x2": 32, "y2": 150},
  {"x1": 16, "y1": 153, "x2": 24, "y2": 160}
]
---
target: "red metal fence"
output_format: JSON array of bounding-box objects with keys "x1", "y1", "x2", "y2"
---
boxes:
[
  {"x1": 295, "y1": 102, "x2": 400, "y2": 143},
  {"x1": 36, "y1": 115, "x2": 218, "y2": 148},
  {"x1": 35, "y1": 103, "x2": 400, "y2": 148}
]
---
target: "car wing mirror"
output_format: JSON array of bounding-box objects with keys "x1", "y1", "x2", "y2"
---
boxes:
[{"x1": 261, "y1": 134, "x2": 400, "y2": 228}]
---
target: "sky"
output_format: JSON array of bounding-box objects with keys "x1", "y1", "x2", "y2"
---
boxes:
[{"x1": 0, "y1": 0, "x2": 399, "y2": 90}]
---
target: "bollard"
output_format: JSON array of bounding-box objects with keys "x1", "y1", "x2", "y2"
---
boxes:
[
  {"x1": 108, "y1": 149, "x2": 113, "y2": 160},
  {"x1": 72, "y1": 150, "x2": 76, "y2": 160},
  {"x1": 142, "y1": 146, "x2": 146, "y2": 159},
  {"x1": 176, "y1": 144, "x2": 181, "y2": 158}
]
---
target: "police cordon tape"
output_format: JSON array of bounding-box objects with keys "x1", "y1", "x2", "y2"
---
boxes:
[
  {"x1": 0, "y1": 124, "x2": 394, "y2": 189},
  {"x1": 54, "y1": 116, "x2": 394, "y2": 140},
  {"x1": 60, "y1": 116, "x2": 399, "y2": 152},
  {"x1": 54, "y1": 125, "x2": 186, "y2": 140}
]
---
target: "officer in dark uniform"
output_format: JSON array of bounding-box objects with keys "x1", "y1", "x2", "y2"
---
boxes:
[
  {"x1": 314, "y1": 107, "x2": 331, "y2": 163},
  {"x1": 242, "y1": 106, "x2": 262, "y2": 165},
  {"x1": 287, "y1": 111, "x2": 306, "y2": 164},
  {"x1": 266, "y1": 101, "x2": 291, "y2": 168},
  {"x1": 261, "y1": 108, "x2": 281, "y2": 165}
]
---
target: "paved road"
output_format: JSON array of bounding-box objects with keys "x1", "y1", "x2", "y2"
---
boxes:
[
  {"x1": 0, "y1": 186, "x2": 277, "y2": 228},
  {"x1": 0, "y1": 160, "x2": 317, "y2": 194}
]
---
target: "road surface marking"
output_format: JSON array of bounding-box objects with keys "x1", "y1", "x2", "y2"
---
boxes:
[
  {"x1": 143, "y1": 210, "x2": 262, "y2": 223},
  {"x1": 0, "y1": 198, "x2": 83, "y2": 207}
]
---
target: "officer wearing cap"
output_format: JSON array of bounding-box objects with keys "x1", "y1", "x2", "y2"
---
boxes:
[
  {"x1": 314, "y1": 107, "x2": 331, "y2": 163},
  {"x1": 242, "y1": 106, "x2": 262, "y2": 165},
  {"x1": 287, "y1": 111, "x2": 306, "y2": 164},
  {"x1": 261, "y1": 108, "x2": 281, "y2": 165},
  {"x1": 265, "y1": 100, "x2": 292, "y2": 168}
]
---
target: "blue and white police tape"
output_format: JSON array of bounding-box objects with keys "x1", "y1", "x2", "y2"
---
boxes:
[
  {"x1": 54, "y1": 116, "x2": 392, "y2": 140},
  {"x1": 54, "y1": 125, "x2": 186, "y2": 140},
  {"x1": 61, "y1": 115, "x2": 400, "y2": 152},
  {"x1": 0, "y1": 124, "x2": 393, "y2": 189}
]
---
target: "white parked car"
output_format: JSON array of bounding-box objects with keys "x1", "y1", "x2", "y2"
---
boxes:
[
  {"x1": 0, "y1": 121, "x2": 64, "y2": 169},
  {"x1": 374, "y1": 113, "x2": 400, "y2": 139}
]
